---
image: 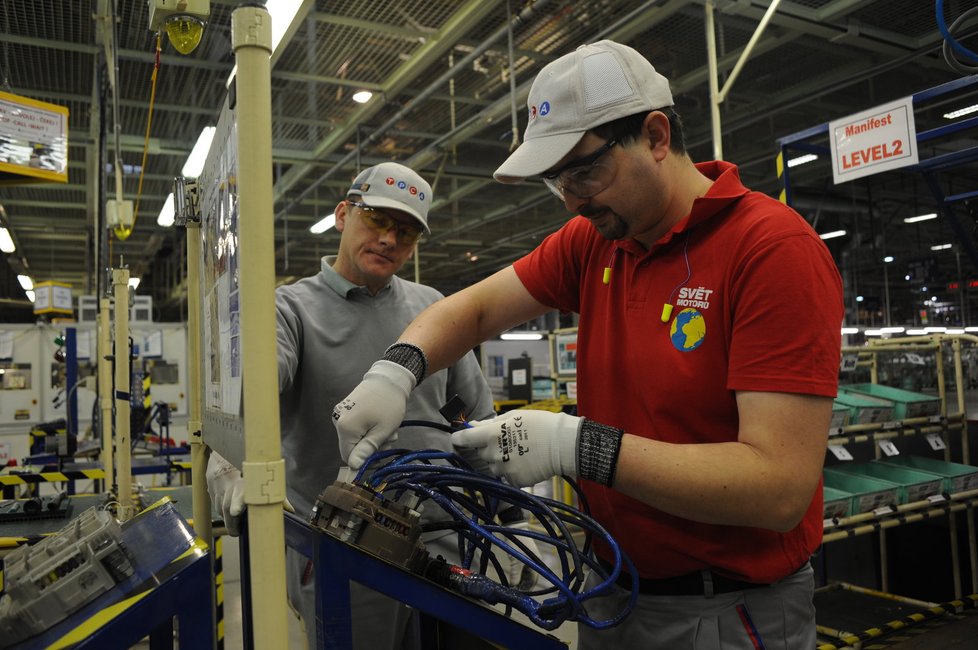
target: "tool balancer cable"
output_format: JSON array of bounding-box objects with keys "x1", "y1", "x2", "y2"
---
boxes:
[{"x1": 351, "y1": 434, "x2": 638, "y2": 631}]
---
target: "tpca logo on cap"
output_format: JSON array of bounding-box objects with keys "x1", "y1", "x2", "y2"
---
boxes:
[
  {"x1": 385, "y1": 175, "x2": 425, "y2": 201},
  {"x1": 528, "y1": 101, "x2": 552, "y2": 122}
]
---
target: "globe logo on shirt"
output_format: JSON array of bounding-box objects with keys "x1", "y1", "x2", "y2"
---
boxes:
[{"x1": 669, "y1": 308, "x2": 706, "y2": 351}]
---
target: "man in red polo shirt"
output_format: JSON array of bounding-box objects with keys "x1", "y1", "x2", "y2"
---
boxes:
[{"x1": 334, "y1": 40, "x2": 843, "y2": 648}]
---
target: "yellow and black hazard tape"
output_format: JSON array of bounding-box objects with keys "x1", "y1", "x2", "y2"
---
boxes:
[
  {"x1": 142, "y1": 374, "x2": 152, "y2": 411},
  {"x1": 215, "y1": 535, "x2": 225, "y2": 649},
  {"x1": 776, "y1": 150, "x2": 787, "y2": 204},
  {"x1": 0, "y1": 469, "x2": 105, "y2": 486},
  {"x1": 816, "y1": 594, "x2": 978, "y2": 649}
]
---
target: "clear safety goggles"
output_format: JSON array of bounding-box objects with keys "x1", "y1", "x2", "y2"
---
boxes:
[
  {"x1": 348, "y1": 200, "x2": 424, "y2": 245},
  {"x1": 540, "y1": 140, "x2": 618, "y2": 200}
]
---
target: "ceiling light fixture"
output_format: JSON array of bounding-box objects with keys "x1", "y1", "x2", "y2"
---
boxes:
[
  {"x1": 17, "y1": 275, "x2": 33, "y2": 291},
  {"x1": 158, "y1": 193, "x2": 175, "y2": 227},
  {"x1": 310, "y1": 213, "x2": 336, "y2": 234},
  {"x1": 501, "y1": 332, "x2": 544, "y2": 341},
  {"x1": 841, "y1": 327, "x2": 859, "y2": 334},
  {"x1": 129, "y1": 278, "x2": 141, "y2": 290},
  {"x1": 819, "y1": 230, "x2": 847, "y2": 240},
  {"x1": 904, "y1": 212, "x2": 937, "y2": 223},
  {"x1": 25, "y1": 290, "x2": 35, "y2": 303},
  {"x1": 786, "y1": 153, "x2": 818, "y2": 168},
  {"x1": 182, "y1": 126, "x2": 216, "y2": 178},
  {"x1": 352, "y1": 90, "x2": 373, "y2": 104},
  {"x1": 226, "y1": 0, "x2": 306, "y2": 86},
  {"x1": 931, "y1": 243, "x2": 953, "y2": 251},
  {"x1": 943, "y1": 104, "x2": 978, "y2": 119},
  {"x1": 0, "y1": 227, "x2": 14, "y2": 253}
]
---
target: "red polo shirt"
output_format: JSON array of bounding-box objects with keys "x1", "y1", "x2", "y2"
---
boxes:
[{"x1": 513, "y1": 161, "x2": 843, "y2": 583}]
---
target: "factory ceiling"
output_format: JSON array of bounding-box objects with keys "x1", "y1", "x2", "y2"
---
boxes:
[{"x1": 1, "y1": 0, "x2": 977, "y2": 327}]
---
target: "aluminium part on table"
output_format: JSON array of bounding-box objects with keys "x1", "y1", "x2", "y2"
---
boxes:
[{"x1": 0, "y1": 506, "x2": 135, "y2": 646}]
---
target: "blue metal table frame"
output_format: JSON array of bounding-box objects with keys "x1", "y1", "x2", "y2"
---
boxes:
[{"x1": 278, "y1": 511, "x2": 567, "y2": 650}]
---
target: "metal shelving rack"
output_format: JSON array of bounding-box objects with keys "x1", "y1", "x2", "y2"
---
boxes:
[{"x1": 817, "y1": 334, "x2": 978, "y2": 648}]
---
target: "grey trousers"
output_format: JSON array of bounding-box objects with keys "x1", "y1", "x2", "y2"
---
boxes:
[{"x1": 577, "y1": 562, "x2": 816, "y2": 650}]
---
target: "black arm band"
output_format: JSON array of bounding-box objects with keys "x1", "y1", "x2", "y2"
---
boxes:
[
  {"x1": 383, "y1": 342, "x2": 428, "y2": 385},
  {"x1": 576, "y1": 419, "x2": 624, "y2": 487}
]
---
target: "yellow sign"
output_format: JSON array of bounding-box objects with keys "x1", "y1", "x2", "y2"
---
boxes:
[
  {"x1": 33, "y1": 281, "x2": 74, "y2": 315},
  {"x1": 0, "y1": 90, "x2": 69, "y2": 185}
]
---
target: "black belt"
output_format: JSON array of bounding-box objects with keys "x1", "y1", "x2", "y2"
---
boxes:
[{"x1": 604, "y1": 559, "x2": 808, "y2": 596}]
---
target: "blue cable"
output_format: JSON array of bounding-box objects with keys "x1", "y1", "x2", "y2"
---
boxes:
[
  {"x1": 351, "y1": 446, "x2": 638, "y2": 630},
  {"x1": 937, "y1": 0, "x2": 978, "y2": 64}
]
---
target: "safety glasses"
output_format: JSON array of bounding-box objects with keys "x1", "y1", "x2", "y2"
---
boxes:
[
  {"x1": 540, "y1": 140, "x2": 618, "y2": 200},
  {"x1": 348, "y1": 200, "x2": 424, "y2": 245}
]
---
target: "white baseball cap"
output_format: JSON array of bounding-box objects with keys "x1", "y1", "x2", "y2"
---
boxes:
[
  {"x1": 494, "y1": 40, "x2": 674, "y2": 184},
  {"x1": 348, "y1": 162, "x2": 433, "y2": 233}
]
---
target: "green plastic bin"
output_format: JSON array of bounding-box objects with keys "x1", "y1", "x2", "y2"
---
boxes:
[
  {"x1": 839, "y1": 383, "x2": 940, "y2": 419},
  {"x1": 877, "y1": 455, "x2": 978, "y2": 494},
  {"x1": 822, "y1": 486, "x2": 853, "y2": 519},
  {"x1": 834, "y1": 388, "x2": 895, "y2": 424},
  {"x1": 829, "y1": 460, "x2": 943, "y2": 504},
  {"x1": 823, "y1": 467, "x2": 899, "y2": 513}
]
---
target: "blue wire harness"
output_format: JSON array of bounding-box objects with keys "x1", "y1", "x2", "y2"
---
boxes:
[
  {"x1": 348, "y1": 444, "x2": 638, "y2": 631},
  {"x1": 936, "y1": 0, "x2": 978, "y2": 74}
]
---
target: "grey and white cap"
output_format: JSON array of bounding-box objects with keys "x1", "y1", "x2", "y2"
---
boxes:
[
  {"x1": 494, "y1": 40, "x2": 674, "y2": 183},
  {"x1": 348, "y1": 161, "x2": 433, "y2": 233}
]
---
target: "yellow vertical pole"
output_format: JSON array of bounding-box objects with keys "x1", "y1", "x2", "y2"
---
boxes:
[
  {"x1": 187, "y1": 218, "x2": 211, "y2": 544},
  {"x1": 98, "y1": 297, "x2": 114, "y2": 491},
  {"x1": 112, "y1": 268, "x2": 136, "y2": 521},
  {"x1": 232, "y1": 6, "x2": 289, "y2": 648}
]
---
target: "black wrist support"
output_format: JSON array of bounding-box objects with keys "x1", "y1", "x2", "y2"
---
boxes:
[
  {"x1": 577, "y1": 419, "x2": 624, "y2": 487},
  {"x1": 383, "y1": 342, "x2": 428, "y2": 385}
]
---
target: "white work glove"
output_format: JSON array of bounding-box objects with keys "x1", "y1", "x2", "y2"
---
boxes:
[
  {"x1": 453, "y1": 410, "x2": 580, "y2": 487},
  {"x1": 332, "y1": 360, "x2": 417, "y2": 469},
  {"x1": 503, "y1": 520, "x2": 542, "y2": 591},
  {"x1": 206, "y1": 452, "x2": 246, "y2": 536}
]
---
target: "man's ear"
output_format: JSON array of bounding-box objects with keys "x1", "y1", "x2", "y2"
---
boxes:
[
  {"x1": 334, "y1": 200, "x2": 349, "y2": 232},
  {"x1": 643, "y1": 111, "x2": 671, "y2": 161}
]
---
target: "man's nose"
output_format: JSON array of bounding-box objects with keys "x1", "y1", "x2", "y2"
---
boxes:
[
  {"x1": 563, "y1": 191, "x2": 591, "y2": 214},
  {"x1": 376, "y1": 225, "x2": 399, "y2": 246}
]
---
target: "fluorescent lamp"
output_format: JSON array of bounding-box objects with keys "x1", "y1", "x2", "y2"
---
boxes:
[
  {"x1": 226, "y1": 0, "x2": 305, "y2": 85},
  {"x1": 128, "y1": 278, "x2": 141, "y2": 290},
  {"x1": 864, "y1": 329, "x2": 883, "y2": 336},
  {"x1": 924, "y1": 327, "x2": 947, "y2": 333},
  {"x1": 880, "y1": 327, "x2": 905, "y2": 333},
  {"x1": 17, "y1": 275, "x2": 33, "y2": 291},
  {"x1": 841, "y1": 327, "x2": 859, "y2": 334},
  {"x1": 0, "y1": 227, "x2": 14, "y2": 253},
  {"x1": 883, "y1": 256, "x2": 894, "y2": 263},
  {"x1": 819, "y1": 230, "x2": 846, "y2": 240},
  {"x1": 25, "y1": 290, "x2": 35, "y2": 303},
  {"x1": 966, "y1": 326, "x2": 978, "y2": 332},
  {"x1": 157, "y1": 193, "x2": 175, "y2": 227},
  {"x1": 501, "y1": 332, "x2": 544, "y2": 341},
  {"x1": 904, "y1": 213, "x2": 937, "y2": 223},
  {"x1": 931, "y1": 243, "x2": 953, "y2": 251},
  {"x1": 352, "y1": 90, "x2": 373, "y2": 104},
  {"x1": 786, "y1": 153, "x2": 818, "y2": 168},
  {"x1": 944, "y1": 104, "x2": 978, "y2": 119},
  {"x1": 182, "y1": 126, "x2": 216, "y2": 178},
  {"x1": 310, "y1": 213, "x2": 336, "y2": 234},
  {"x1": 907, "y1": 329, "x2": 927, "y2": 335},
  {"x1": 856, "y1": 295, "x2": 864, "y2": 302},
  {"x1": 947, "y1": 328, "x2": 965, "y2": 334},
  {"x1": 269, "y1": 0, "x2": 304, "y2": 52}
]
